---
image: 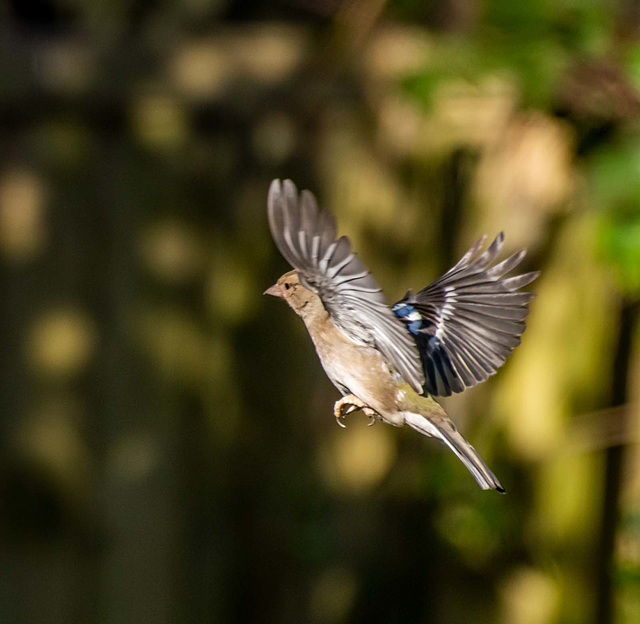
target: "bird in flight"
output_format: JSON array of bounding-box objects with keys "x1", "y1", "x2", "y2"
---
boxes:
[{"x1": 265, "y1": 179, "x2": 539, "y2": 492}]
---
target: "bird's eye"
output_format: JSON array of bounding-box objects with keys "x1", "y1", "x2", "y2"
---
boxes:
[{"x1": 284, "y1": 282, "x2": 291, "y2": 290}]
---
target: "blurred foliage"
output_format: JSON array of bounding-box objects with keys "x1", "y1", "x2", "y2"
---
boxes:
[
  {"x1": 590, "y1": 137, "x2": 640, "y2": 293},
  {"x1": 0, "y1": 1, "x2": 639, "y2": 624}
]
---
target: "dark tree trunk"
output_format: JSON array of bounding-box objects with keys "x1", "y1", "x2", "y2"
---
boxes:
[{"x1": 594, "y1": 297, "x2": 640, "y2": 624}]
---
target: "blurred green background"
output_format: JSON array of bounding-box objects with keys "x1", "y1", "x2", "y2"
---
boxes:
[{"x1": 0, "y1": 0, "x2": 639, "y2": 623}]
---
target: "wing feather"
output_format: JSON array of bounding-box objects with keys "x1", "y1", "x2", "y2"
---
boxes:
[{"x1": 393, "y1": 233, "x2": 539, "y2": 397}]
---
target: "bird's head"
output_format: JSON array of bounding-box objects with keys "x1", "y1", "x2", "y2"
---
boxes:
[{"x1": 264, "y1": 270, "x2": 325, "y2": 320}]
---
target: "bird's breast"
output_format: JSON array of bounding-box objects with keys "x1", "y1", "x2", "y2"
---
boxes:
[{"x1": 303, "y1": 316, "x2": 401, "y2": 418}]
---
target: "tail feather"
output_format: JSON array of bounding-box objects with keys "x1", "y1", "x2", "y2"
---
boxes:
[{"x1": 403, "y1": 411, "x2": 504, "y2": 492}]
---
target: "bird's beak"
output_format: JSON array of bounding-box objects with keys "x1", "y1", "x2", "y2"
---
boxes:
[{"x1": 264, "y1": 283, "x2": 283, "y2": 298}]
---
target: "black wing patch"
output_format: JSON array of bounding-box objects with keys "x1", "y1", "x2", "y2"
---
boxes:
[
  {"x1": 268, "y1": 179, "x2": 424, "y2": 393},
  {"x1": 393, "y1": 233, "x2": 539, "y2": 397}
]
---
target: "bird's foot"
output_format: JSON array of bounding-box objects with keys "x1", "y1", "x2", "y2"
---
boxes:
[{"x1": 333, "y1": 395, "x2": 378, "y2": 428}]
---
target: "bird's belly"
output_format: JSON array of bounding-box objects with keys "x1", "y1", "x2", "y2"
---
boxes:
[
  {"x1": 313, "y1": 339, "x2": 400, "y2": 419},
  {"x1": 321, "y1": 353, "x2": 380, "y2": 398}
]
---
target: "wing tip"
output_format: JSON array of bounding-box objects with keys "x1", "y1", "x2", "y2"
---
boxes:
[
  {"x1": 475, "y1": 234, "x2": 488, "y2": 249},
  {"x1": 268, "y1": 179, "x2": 284, "y2": 208},
  {"x1": 512, "y1": 248, "x2": 526, "y2": 264},
  {"x1": 269, "y1": 178, "x2": 301, "y2": 207},
  {"x1": 282, "y1": 178, "x2": 297, "y2": 194}
]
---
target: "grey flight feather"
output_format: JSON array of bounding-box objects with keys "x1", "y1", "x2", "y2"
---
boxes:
[
  {"x1": 396, "y1": 232, "x2": 539, "y2": 397},
  {"x1": 268, "y1": 179, "x2": 425, "y2": 393}
]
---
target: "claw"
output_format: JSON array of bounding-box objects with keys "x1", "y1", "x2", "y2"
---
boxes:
[
  {"x1": 336, "y1": 403, "x2": 356, "y2": 428},
  {"x1": 333, "y1": 395, "x2": 380, "y2": 429},
  {"x1": 363, "y1": 408, "x2": 377, "y2": 426},
  {"x1": 334, "y1": 398, "x2": 350, "y2": 428}
]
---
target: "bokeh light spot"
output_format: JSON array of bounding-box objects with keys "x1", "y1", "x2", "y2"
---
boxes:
[
  {"x1": 27, "y1": 309, "x2": 96, "y2": 378},
  {"x1": 500, "y1": 567, "x2": 560, "y2": 624},
  {"x1": 318, "y1": 416, "x2": 396, "y2": 492},
  {"x1": 170, "y1": 40, "x2": 230, "y2": 100},
  {"x1": 140, "y1": 219, "x2": 206, "y2": 284},
  {"x1": 0, "y1": 169, "x2": 47, "y2": 261}
]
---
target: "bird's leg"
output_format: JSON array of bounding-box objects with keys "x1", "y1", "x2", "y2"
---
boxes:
[{"x1": 334, "y1": 395, "x2": 379, "y2": 428}]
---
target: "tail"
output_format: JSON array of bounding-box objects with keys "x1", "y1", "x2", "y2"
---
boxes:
[{"x1": 402, "y1": 411, "x2": 504, "y2": 492}]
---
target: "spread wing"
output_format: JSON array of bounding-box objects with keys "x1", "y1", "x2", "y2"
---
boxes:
[
  {"x1": 268, "y1": 179, "x2": 424, "y2": 393},
  {"x1": 393, "y1": 233, "x2": 539, "y2": 397}
]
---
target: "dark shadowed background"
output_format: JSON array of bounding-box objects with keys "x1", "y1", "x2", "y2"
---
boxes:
[{"x1": 0, "y1": 1, "x2": 639, "y2": 623}]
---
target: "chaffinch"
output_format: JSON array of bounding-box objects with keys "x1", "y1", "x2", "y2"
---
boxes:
[{"x1": 265, "y1": 179, "x2": 539, "y2": 492}]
